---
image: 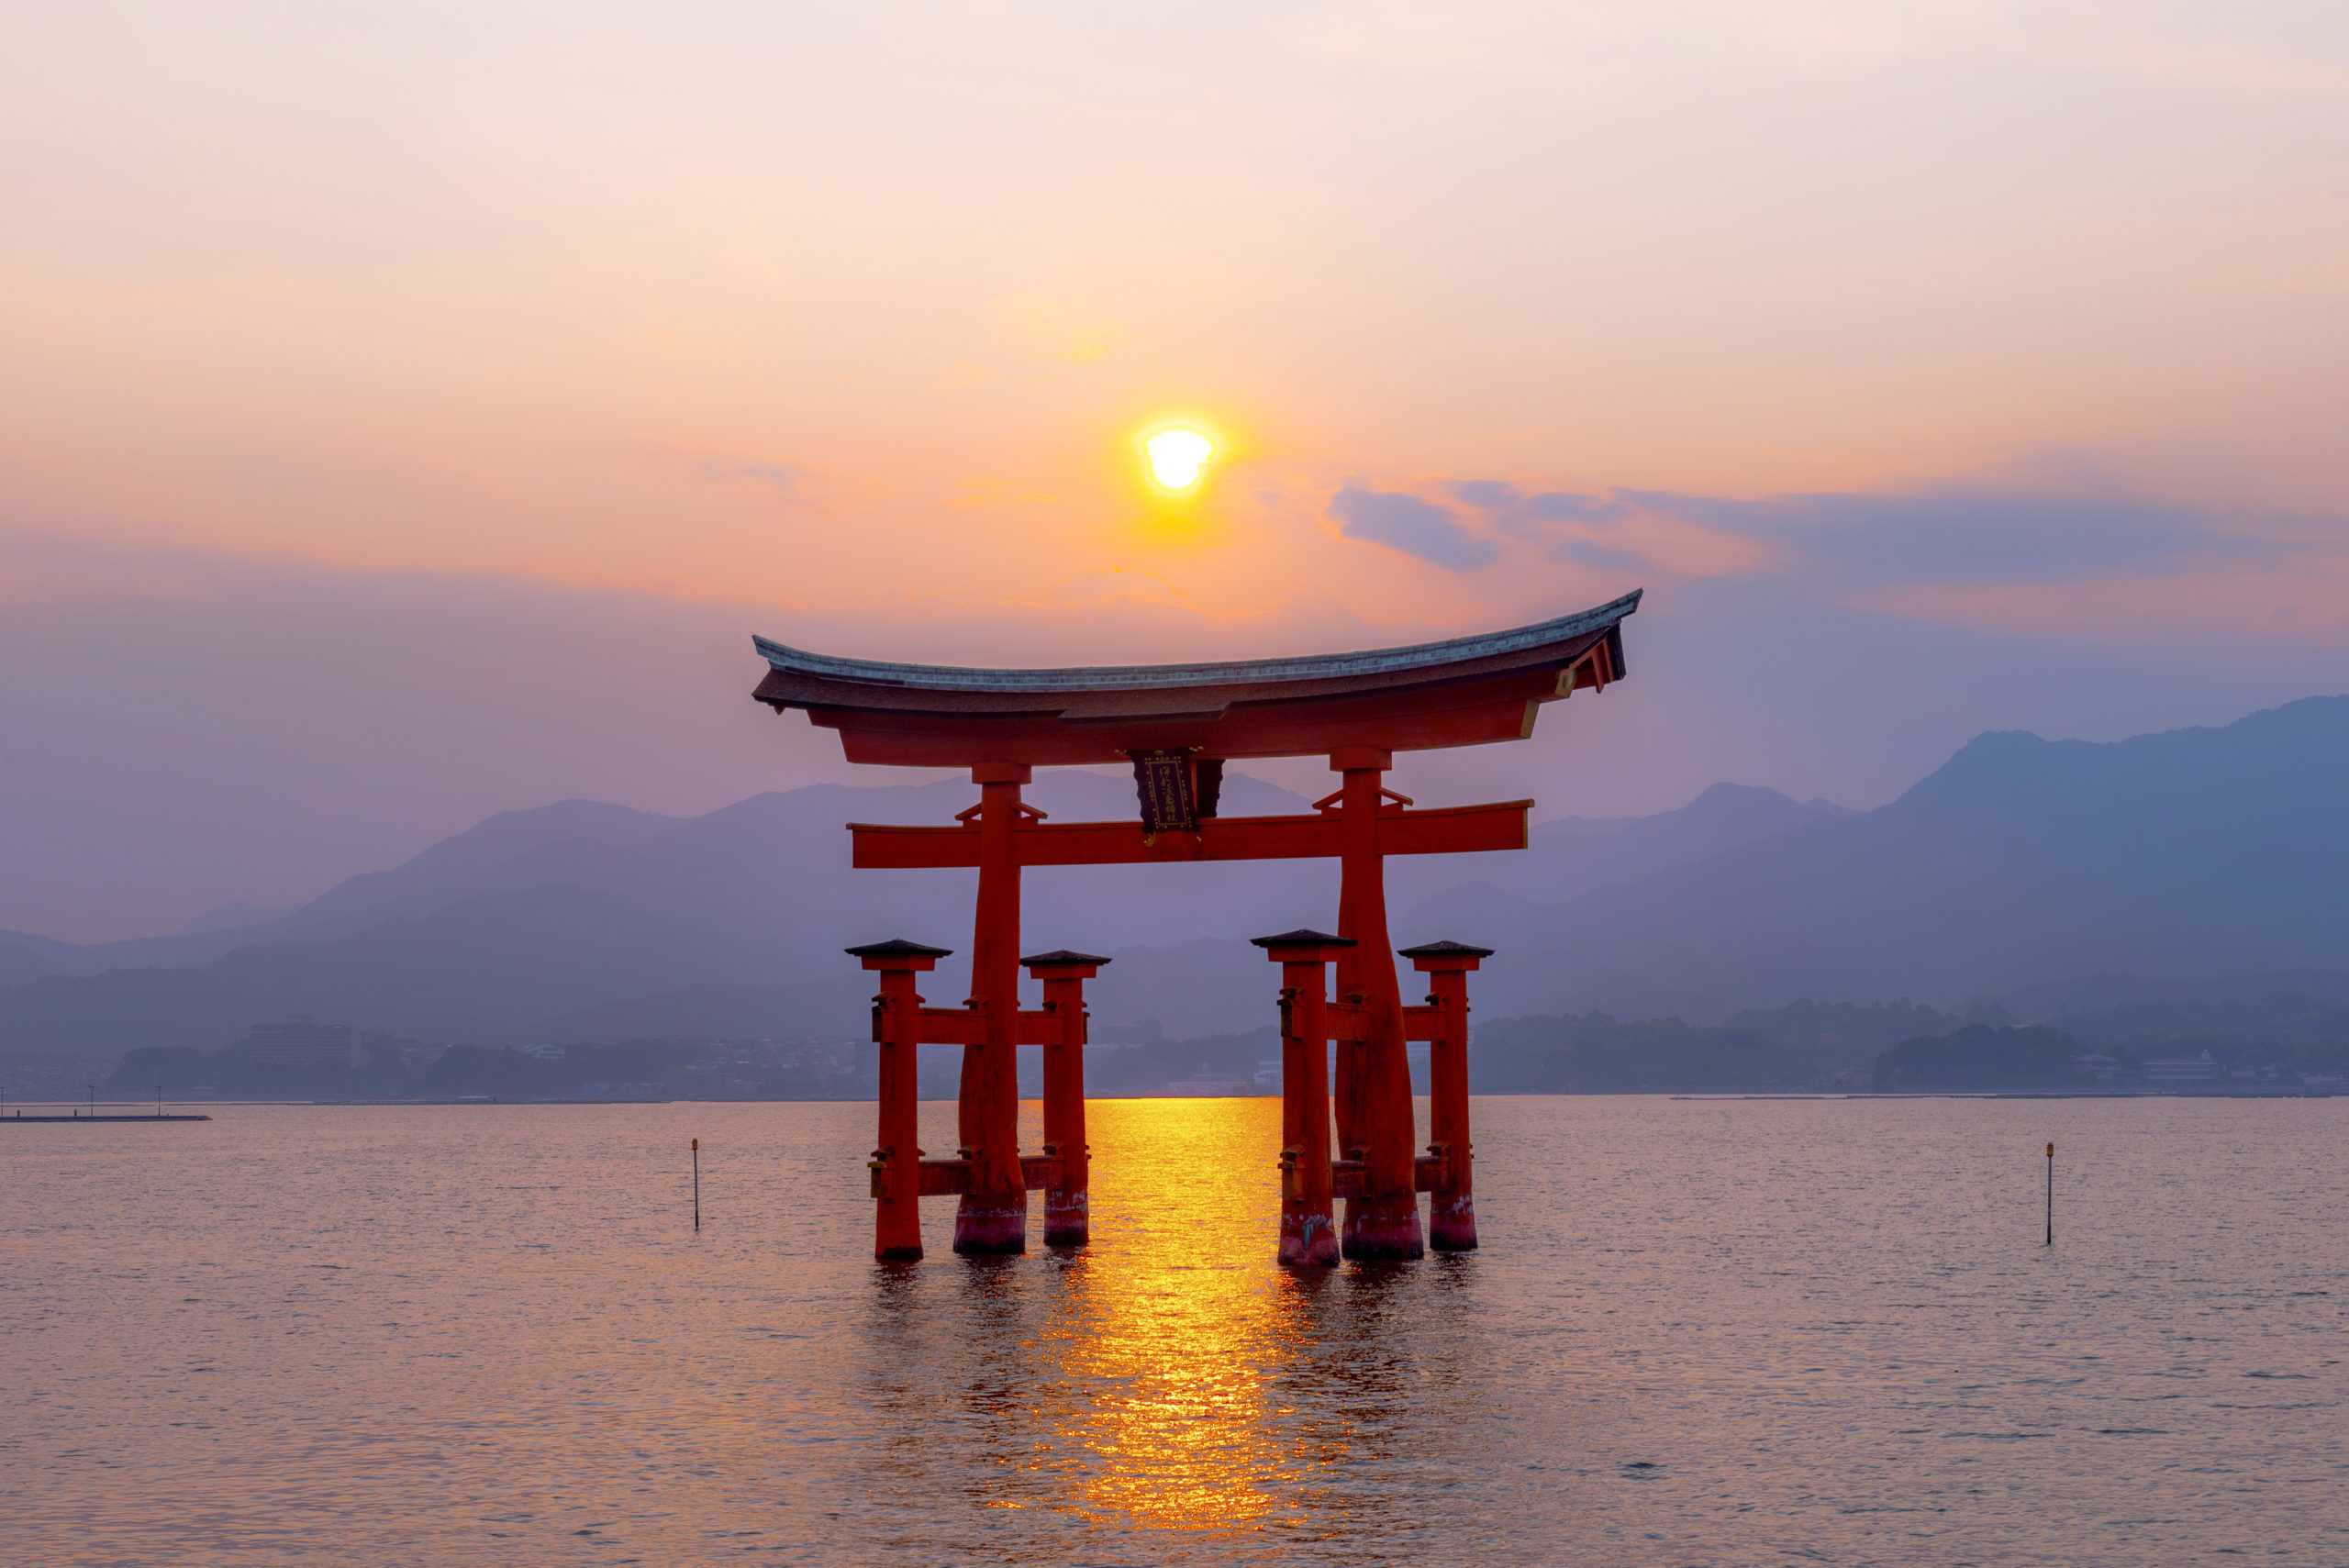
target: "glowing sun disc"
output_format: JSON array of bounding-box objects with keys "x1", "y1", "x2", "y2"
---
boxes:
[{"x1": 1144, "y1": 428, "x2": 1216, "y2": 491}]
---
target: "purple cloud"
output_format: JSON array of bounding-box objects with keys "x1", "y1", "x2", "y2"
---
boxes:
[
  {"x1": 1328, "y1": 485, "x2": 1498, "y2": 572},
  {"x1": 1451, "y1": 481, "x2": 1631, "y2": 529}
]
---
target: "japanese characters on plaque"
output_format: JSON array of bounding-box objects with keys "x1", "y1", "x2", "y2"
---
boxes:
[{"x1": 1130, "y1": 750, "x2": 1197, "y2": 839}]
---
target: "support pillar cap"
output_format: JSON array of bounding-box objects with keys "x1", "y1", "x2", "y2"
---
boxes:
[
  {"x1": 1022, "y1": 949, "x2": 1112, "y2": 978},
  {"x1": 1399, "y1": 938, "x2": 1494, "y2": 972},
  {"x1": 1252, "y1": 928, "x2": 1357, "y2": 962},
  {"x1": 848, "y1": 937, "x2": 952, "y2": 972}
]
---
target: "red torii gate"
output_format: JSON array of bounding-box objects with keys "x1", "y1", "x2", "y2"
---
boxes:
[{"x1": 752, "y1": 590, "x2": 1639, "y2": 1262}]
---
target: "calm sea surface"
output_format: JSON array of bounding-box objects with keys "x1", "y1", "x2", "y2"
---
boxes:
[{"x1": 3, "y1": 1095, "x2": 2343, "y2": 1565}]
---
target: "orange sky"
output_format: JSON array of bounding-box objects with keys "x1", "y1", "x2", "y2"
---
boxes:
[
  {"x1": 6, "y1": 1, "x2": 2347, "y2": 650},
  {"x1": 3, "y1": 2, "x2": 2348, "y2": 937}
]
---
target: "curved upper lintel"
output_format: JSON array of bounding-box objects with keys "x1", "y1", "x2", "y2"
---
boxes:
[
  {"x1": 752, "y1": 590, "x2": 1639, "y2": 695},
  {"x1": 749, "y1": 591, "x2": 1640, "y2": 764}
]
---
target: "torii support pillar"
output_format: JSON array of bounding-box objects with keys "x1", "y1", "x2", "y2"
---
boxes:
[
  {"x1": 1403, "y1": 940, "x2": 1493, "y2": 1251},
  {"x1": 1254, "y1": 929, "x2": 1351, "y2": 1267},
  {"x1": 1024, "y1": 949, "x2": 1109, "y2": 1247},
  {"x1": 957, "y1": 762, "x2": 1031, "y2": 1255},
  {"x1": 1330, "y1": 746, "x2": 1424, "y2": 1260},
  {"x1": 851, "y1": 937, "x2": 952, "y2": 1261}
]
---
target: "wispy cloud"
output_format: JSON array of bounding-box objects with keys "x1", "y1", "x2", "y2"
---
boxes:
[
  {"x1": 1448, "y1": 481, "x2": 1631, "y2": 529},
  {"x1": 702, "y1": 459, "x2": 817, "y2": 501},
  {"x1": 1448, "y1": 481, "x2": 1648, "y2": 571},
  {"x1": 1327, "y1": 485, "x2": 1498, "y2": 572},
  {"x1": 1363, "y1": 466, "x2": 2332, "y2": 594},
  {"x1": 1627, "y1": 483, "x2": 2285, "y2": 585}
]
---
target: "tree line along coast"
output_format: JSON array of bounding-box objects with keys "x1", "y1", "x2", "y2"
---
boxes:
[{"x1": 23, "y1": 985, "x2": 2340, "y2": 1106}]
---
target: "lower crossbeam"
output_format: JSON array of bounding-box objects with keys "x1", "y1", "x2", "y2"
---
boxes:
[
  {"x1": 1329, "y1": 1155, "x2": 1449, "y2": 1199},
  {"x1": 869, "y1": 1155, "x2": 1063, "y2": 1199}
]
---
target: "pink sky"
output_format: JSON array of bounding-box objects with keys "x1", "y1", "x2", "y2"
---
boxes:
[{"x1": 4, "y1": 2, "x2": 2346, "y2": 940}]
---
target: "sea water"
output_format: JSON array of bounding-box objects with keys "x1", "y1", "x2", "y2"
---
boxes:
[{"x1": 3, "y1": 1096, "x2": 2343, "y2": 1564}]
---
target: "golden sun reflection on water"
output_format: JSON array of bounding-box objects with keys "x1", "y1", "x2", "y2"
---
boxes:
[
  {"x1": 1047, "y1": 1099, "x2": 1296, "y2": 1530},
  {"x1": 862, "y1": 1095, "x2": 1556, "y2": 1553}
]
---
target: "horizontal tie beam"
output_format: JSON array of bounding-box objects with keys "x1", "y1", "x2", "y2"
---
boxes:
[
  {"x1": 851, "y1": 799, "x2": 1531, "y2": 871},
  {"x1": 1326, "y1": 1002, "x2": 1452, "y2": 1042},
  {"x1": 880, "y1": 999, "x2": 1455, "y2": 1049},
  {"x1": 873, "y1": 1155, "x2": 1063, "y2": 1199},
  {"x1": 882, "y1": 998, "x2": 1456, "y2": 1049},
  {"x1": 1330, "y1": 1156, "x2": 1453, "y2": 1199},
  {"x1": 872, "y1": 1006, "x2": 1068, "y2": 1048}
]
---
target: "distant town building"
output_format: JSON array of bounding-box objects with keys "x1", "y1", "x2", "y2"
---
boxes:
[
  {"x1": 2142, "y1": 1050, "x2": 2218, "y2": 1084},
  {"x1": 249, "y1": 1015, "x2": 361, "y2": 1070},
  {"x1": 2072, "y1": 1053, "x2": 2121, "y2": 1082},
  {"x1": 521, "y1": 1043, "x2": 566, "y2": 1064}
]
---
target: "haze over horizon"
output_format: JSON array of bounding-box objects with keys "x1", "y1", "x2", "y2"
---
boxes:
[{"x1": 6, "y1": 2, "x2": 2348, "y2": 940}]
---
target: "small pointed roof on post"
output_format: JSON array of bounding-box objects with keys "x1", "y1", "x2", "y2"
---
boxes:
[
  {"x1": 1399, "y1": 939, "x2": 1494, "y2": 972},
  {"x1": 1252, "y1": 929, "x2": 1359, "y2": 962},
  {"x1": 1021, "y1": 949, "x2": 1112, "y2": 977},
  {"x1": 846, "y1": 937, "x2": 953, "y2": 971},
  {"x1": 753, "y1": 592, "x2": 1639, "y2": 768}
]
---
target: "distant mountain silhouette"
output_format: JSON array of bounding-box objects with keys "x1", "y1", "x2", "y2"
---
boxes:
[
  {"x1": 0, "y1": 929, "x2": 83, "y2": 993},
  {"x1": 1389, "y1": 782, "x2": 1849, "y2": 933},
  {"x1": 176, "y1": 898, "x2": 304, "y2": 937},
  {"x1": 1456, "y1": 695, "x2": 2349, "y2": 1020},
  {"x1": 1992, "y1": 967, "x2": 2349, "y2": 1017},
  {"x1": 7, "y1": 695, "x2": 2340, "y2": 1051},
  {"x1": 0, "y1": 764, "x2": 1831, "y2": 1049},
  {"x1": 0, "y1": 886, "x2": 774, "y2": 1052}
]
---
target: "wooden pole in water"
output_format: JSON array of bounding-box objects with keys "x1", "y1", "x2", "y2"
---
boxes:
[
  {"x1": 2044, "y1": 1140, "x2": 2054, "y2": 1246},
  {"x1": 693, "y1": 1138, "x2": 701, "y2": 1232}
]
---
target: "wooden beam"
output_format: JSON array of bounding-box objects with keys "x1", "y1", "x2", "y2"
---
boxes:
[
  {"x1": 852, "y1": 799, "x2": 1531, "y2": 871},
  {"x1": 814, "y1": 682, "x2": 1564, "y2": 768},
  {"x1": 881, "y1": 993, "x2": 1444, "y2": 1051},
  {"x1": 870, "y1": 1007, "x2": 1066, "y2": 1047},
  {"x1": 907, "y1": 1007, "x2": 983, "y2": 1047},
  {"x1": 906, "y1": 1155, "x2": 1062, "y2": 1198},
  {"x1": 1330, "y1": 1155, "x2": 1450, "y2": 1199}
]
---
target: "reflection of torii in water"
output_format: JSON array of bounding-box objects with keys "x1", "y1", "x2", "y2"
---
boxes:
[{"x1": 751, "y1": 589, "x2": 1640, "y2": 1264}]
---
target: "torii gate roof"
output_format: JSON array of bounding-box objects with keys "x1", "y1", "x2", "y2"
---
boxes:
[{"x1": 753, "y1": 589, "x2": 1638, "y2": 766}]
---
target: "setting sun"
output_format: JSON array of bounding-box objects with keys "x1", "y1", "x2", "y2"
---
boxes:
[{"x1": 1142, "y1": 428, "x2": 1216, "y2": 493}]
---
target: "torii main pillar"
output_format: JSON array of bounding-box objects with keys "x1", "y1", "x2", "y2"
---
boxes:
[
  {"x1": 1330, "y1": 746, "x2": 1421, "y2": 1259},
  {"x1": 955, "y1": 762, "x2": 1031, "y2": 1254}
]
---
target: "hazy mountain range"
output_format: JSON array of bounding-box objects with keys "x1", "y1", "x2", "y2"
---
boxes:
[{"x1": 1, "y1": 696, "x2": 2342, "y2": 1054}]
